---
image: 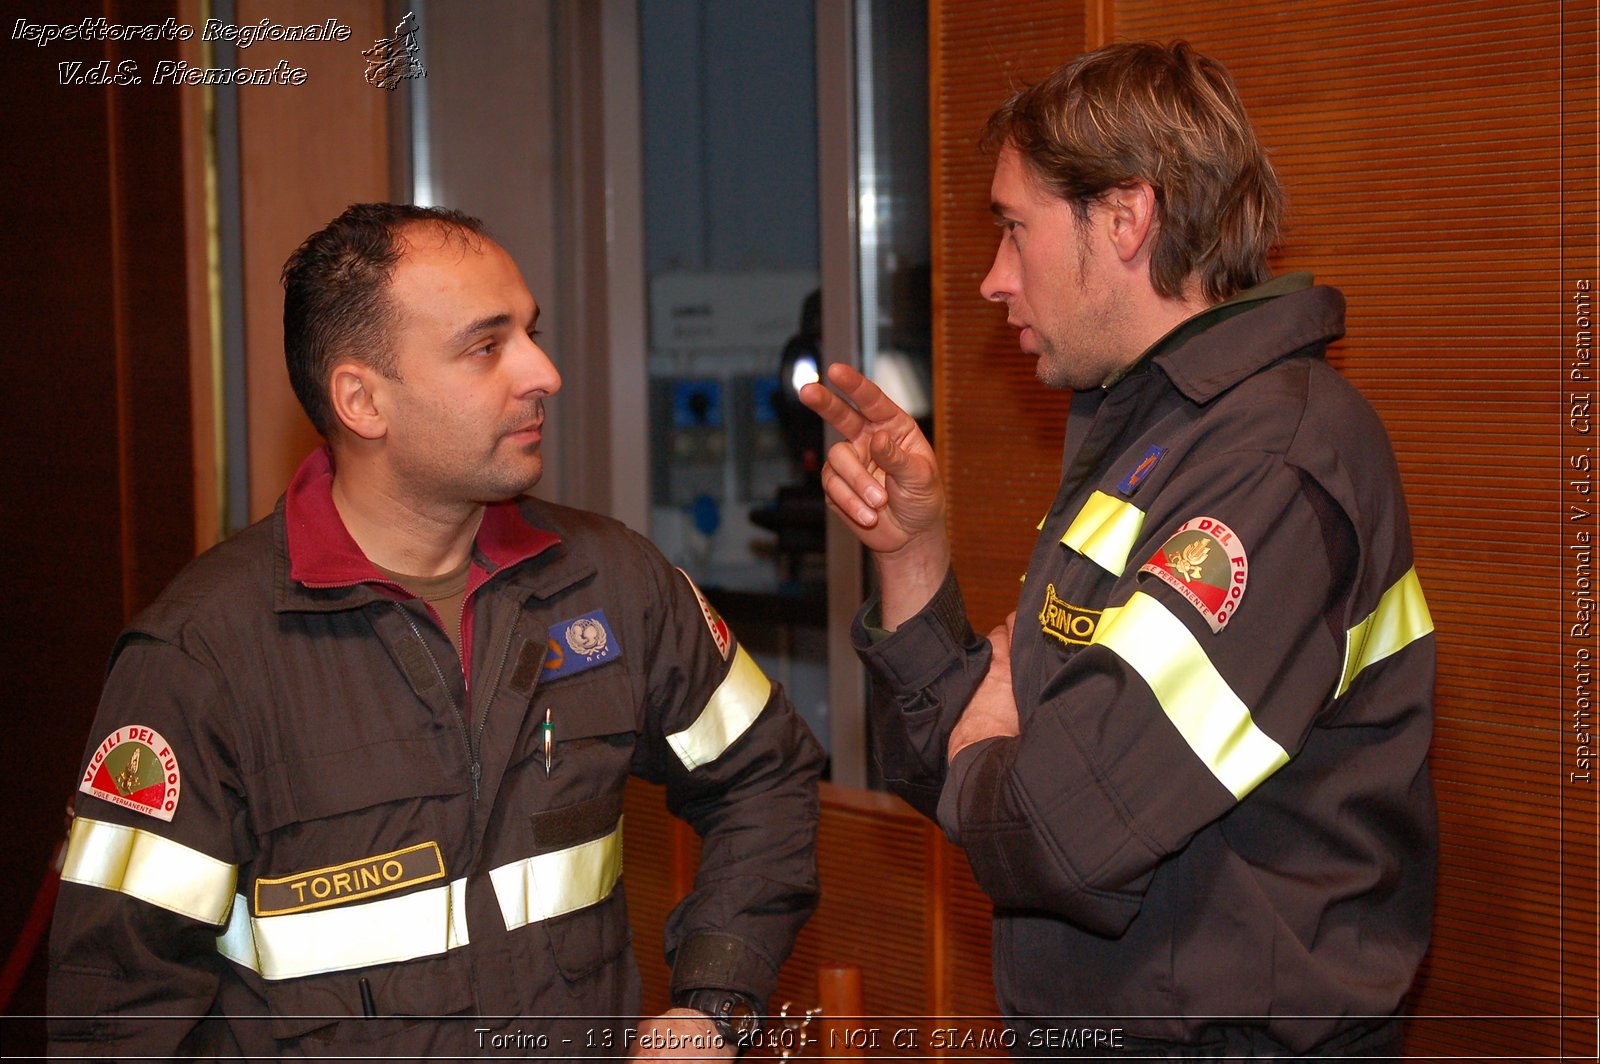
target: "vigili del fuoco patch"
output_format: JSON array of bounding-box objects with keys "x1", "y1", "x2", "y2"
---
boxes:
[
  {"x1": 79, "y1": 725, "x2": 182, "y2": 822},
  {"x1": 1138, "y1": 517, "x2": 1249, "y2": 633}
]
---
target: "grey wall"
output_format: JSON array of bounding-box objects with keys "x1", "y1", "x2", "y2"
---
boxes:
[{"x1": 641, "y1": 0, "x2": 818, "y2": 274}]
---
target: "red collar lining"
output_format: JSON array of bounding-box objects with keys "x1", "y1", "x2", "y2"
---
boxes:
[{"x1": 285, "y1": 446, "x2": 560, "y2": 590}]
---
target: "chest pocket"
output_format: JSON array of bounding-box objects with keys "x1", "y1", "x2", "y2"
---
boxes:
[
  {"x1": 520, "y1": 667, "x2": 639, "y2": 775},
  {"x1": 244, "y1": 734, "x2": 467, "y2": 837},
  {"x1": 490, "y1": 670, "x2": 637, "y2": 988}
]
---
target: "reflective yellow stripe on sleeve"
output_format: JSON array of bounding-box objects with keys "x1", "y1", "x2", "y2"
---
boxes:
[
  {"x1": 1061, "y1": 491, "x2": 1146, "y2": 577},
  {"x1": 1092, "y1": 592, "x2": 1290, "y2": 801},
  {"x1": 61, "y1": 816, "x2": 237, "y2": 925},
  {"x1": 1336, "y1": 567, "x2": 1434, "y2": 699},
  {"x1": 216, "y1": 827, "x2": 623, "y2": 981},
  {"x1": 666, "y1": 646, "x2": 771, "y2": 770}
]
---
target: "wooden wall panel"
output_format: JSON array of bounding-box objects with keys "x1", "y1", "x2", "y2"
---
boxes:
[
  {"x1": 235, "y1": 0, "x2": 390, "y2": 519},
  {"x1": 774, "y1": 795, "x2": 933, "y2": 1017},
  {"x1": 932, "y1": 0, "x2": 1087, "y2": 633}
]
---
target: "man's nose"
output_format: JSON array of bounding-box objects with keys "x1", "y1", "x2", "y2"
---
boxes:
[
  {"x1": 514, "y1": 336, "x2": 562, "y2": 398},
  {"x1": 980, "y1": 237, "x2": 1015, "y2": 303}
]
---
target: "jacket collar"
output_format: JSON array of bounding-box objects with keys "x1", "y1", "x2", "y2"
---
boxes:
[
  {"x1": 1105, "y1": 274, "x2": 1346, "y2": 403},
  {"x1": 274, "y1": 446, "x2": 561, "y2": 612}
]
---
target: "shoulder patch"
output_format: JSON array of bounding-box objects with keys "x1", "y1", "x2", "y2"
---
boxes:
[
  {"x1": 1117, "y1": 444, "x2": 1168, "y2": 496},
  {"x1": 543, "y1": 609, "x2": 622, "y2": 680},
  {"x1": 678, "y1": 569, "x2": 732, "y2": 659},
  {"x1": 1138, "y1": 517, "x2": 1249, "y2": 633},
  {"x1": 79, "y1": 725, "x2": 182, "y2": 822}
]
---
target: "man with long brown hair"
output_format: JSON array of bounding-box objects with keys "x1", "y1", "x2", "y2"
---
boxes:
[{"x1": 806, "y1": 41, "x2": 1435, "y2": 1058}]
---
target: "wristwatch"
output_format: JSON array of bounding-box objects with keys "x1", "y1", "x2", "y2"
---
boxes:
[{"x1": 674, "y1": 988, "x2": 761, "y2": 1055}]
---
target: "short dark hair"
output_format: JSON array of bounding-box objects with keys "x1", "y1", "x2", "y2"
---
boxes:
[
  {"x1": 983, "y1": 41, "x2": 1284, "y2": 303},
  {"x1": 281, "y1": 202, "x2": 486, "y2": 435}
]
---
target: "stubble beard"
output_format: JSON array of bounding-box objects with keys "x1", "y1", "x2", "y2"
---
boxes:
[
  {"x1": 1032, "y1": 216, "x2": 1120, "y2": 392},
  {"x1": 485, "y1": 397, "x2": 548, "y2": 501}
]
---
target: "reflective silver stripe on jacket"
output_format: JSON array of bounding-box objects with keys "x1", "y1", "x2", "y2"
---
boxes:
[
  {"x1": 61, "y1": 816, "x2": 237, "y2": 926},
  {"x1": 667, "y1": 647, "x2": 771, "y2": 770},
  {"x1": 216, "y1": 825, "x2": 623, "y2": 980},
  {"x1": 489, "y1": 822, "x2": 624, "y2": 931},
  {"x1": 1093, "y1": 591, "x2": 1290, "y2": 800},
  {"x1": 216, "y1": 876, "x2": 471, "y2": 980}
]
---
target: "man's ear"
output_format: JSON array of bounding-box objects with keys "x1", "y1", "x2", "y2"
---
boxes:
[
  {"x1": 328, "y1": 362, "x2": 388, "y2": 441},
  {"x1": 1102, "y1": 181, "x2": 1159, "y2": 264}
]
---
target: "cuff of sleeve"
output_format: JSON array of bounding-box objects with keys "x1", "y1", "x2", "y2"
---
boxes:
[
  {"x1": 936, "y1": 737, "x2": 1002, "y2": 845},
  {"x1": 851, "y1": 568, "x2": 976, "y2": 692},
  {"x1": 669, "y1": 932, "x2": 778, "y2": 1007}
]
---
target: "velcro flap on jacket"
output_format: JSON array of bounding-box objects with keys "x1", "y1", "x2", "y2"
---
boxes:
[{"x1": 529, "y1": 792, "x2": 624, "y2": 855}]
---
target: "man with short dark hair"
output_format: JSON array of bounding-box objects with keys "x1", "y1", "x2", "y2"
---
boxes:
[
  {"x1": 804, "y1": 41, "x2": 1435, "y2": 1057},
  {"x1": 50, "y1": 203, "x2": 822, "y2": 1059}
]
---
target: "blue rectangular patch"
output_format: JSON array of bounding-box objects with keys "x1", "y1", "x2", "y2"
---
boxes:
[
  {"x1": 1118, "y1": 444, "x2": 1168, "y2": 496},
  {"x1": 542, "y1": 609, "x2": 622, "y2": 680}
]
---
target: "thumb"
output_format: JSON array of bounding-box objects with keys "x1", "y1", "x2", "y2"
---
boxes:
[
  {"x1": 987, "y1": 619, "x2": 1013, "y2": 662},
  {"x1": 870, "y1": 429, "x2": 923, "y2": 482}
]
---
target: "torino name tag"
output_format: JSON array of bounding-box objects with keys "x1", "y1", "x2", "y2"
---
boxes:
[{"x1": 254, "y1": 841, "x2": 446, "y2": 916}]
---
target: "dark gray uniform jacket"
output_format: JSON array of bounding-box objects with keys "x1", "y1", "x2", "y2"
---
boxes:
[
  {"x1": 855, "y1": 278, "x2": 1436, "y2": 1054},
  {"x1": 50, "y1": 447, "x2": 823, "y2": 1058}
]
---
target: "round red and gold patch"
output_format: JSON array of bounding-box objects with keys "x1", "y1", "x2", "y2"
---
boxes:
[
  {"x1": 78, "y1": 725, "x2": 182, "y2": 822},
  {"x1": 681, "y1": 570, "x2": 732, "y2": 660},
  {"x1": 1138, "y1": 516, "x2": 1249, "y2": 633}
]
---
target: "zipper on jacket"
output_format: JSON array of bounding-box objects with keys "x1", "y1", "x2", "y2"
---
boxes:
[
  {"x1": 392, "y1": 603, "x2": 480, "y2": 802},
  {"x1": 467, "y1": 624, "x2": 524, "y2": 787}
]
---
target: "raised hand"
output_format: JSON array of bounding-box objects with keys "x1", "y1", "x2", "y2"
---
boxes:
[{"x1": 799, "y1": 362, "x2": 950, "y2": 628}]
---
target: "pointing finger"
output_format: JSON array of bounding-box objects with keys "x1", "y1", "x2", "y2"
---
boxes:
[
  {"x1": 797, "y1": 381, "x2": 867, "y2": 439},
  {"x1": 827, "y1": 362, "x2": 911, "y2": 425}
]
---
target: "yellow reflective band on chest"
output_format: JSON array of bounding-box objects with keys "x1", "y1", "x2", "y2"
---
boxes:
[
  {"x1": 61, "y1": 816, "x2": 237, "y2": 926},
  {"x1": 1061, "y1": 491, "x2": 1147, "y2": 577},
  {"x1": 1337, "y1": 567, "x2": 1434, "y2": 699},
  {"x1": 489, "y1": 821, "x2": 623, "y2": 932},
  {"x1": 667, "y1": 646, "x2": 771, "y2": 770},
  {"x1": 1093, "y1": 592, "x2": 1290, "y2": 801}
]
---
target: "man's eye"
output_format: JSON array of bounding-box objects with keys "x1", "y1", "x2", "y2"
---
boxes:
[{"x1": 473, "y1": 341, "x2": 498, "y2": 357}]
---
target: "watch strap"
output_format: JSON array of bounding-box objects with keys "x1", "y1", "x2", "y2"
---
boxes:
[{"x1": 673, "y1": 988, "x2": 761, "y2": 1056}]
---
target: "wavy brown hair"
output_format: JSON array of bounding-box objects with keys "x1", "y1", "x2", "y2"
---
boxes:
[{"x1": 983, "y1": 41, "x2": 1283, "y2": 303}]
